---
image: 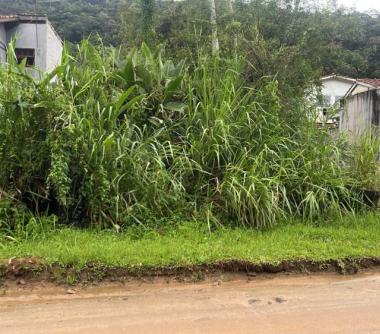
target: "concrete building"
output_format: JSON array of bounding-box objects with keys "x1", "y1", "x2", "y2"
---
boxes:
[
  {"x1": 320, "y1": 75, "x2": 357, "y2": 107},
  {"x1": 316, "y1": 75, "x2": 358, "y2": 127},
  {"x1": 317, "y1": 75, "x2": 380, "y2": 129},
  {"x1": 0, "y1": 14, "x2": 62, "y2": 74}
]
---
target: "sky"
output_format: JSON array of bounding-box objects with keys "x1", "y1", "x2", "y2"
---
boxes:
[{"x1": 337, "y1": 0, "x2": 380, "y2": 11}]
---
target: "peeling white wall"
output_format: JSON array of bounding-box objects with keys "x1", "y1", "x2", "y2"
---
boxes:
[
  {"x1": 46, "y1": 22, "x2": 62, "y2": 72},
  {"x1": 6, "y1": 23, "x2": 47, "y2": 72},
  {"x1": 321, "y1": 78, "x2": 354, "y2": 105},
  {"x1": 0, "y1": 20, "x2": 62, "y2": 74}
]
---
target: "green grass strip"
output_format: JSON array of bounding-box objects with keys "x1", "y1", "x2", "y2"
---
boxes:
[{"x1": 1, "y1": 213, "x2": 380, "y2": 268}]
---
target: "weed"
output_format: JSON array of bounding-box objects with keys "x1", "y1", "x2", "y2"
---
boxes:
[{"x1": 0, "y1": 41, "x2": 376, "y2": 229}]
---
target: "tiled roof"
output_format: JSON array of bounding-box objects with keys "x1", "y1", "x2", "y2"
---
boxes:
[{"x1": 357, "y1": 78, "x2": 380, "y2": 88}]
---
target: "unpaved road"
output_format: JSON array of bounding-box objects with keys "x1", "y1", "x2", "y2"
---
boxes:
[{"x1": 1, "y1": 272, "x2": 380, "y2": 334}]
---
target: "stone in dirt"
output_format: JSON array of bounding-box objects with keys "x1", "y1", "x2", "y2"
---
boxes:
[
  {"x1": 274, "y1": 297, "x2": 287, "y2": 303},
  {"x1": 66, "y1": 289, "x2": 77, "y2": 295},
  {"x1": 248, "y1": 298, "x2": 261, "y2": 305}
]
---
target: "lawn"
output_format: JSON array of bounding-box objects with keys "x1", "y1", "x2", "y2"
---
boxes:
[{"x1": 1, "y1": 213, "x2": 380, "y2": 269}]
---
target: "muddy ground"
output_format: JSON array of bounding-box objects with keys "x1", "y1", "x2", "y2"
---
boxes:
[{"x1": 1, "y1": 270, "x2": 380, "y2": 334}]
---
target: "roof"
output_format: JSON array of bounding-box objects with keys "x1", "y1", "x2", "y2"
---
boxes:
[
  {"x1": 363, "y1": 9, "x2": 380, "y2": 17},
  {"x1": 321, "y1": 75, "x2": 356, "y2": 84},
  {"x1": 322, "y1": 75, "x2": 380, "y2": 89},
  {"x1": 344, "y1": 78, "x2": 380, "y2": 98},
  {"x1": 0, "y1": 14, "x2": 47, "y2": 24},
  {"x1": 357, "y1": 78, "x2": 380, "y2": 88},
  {"x1": 0, "y1": 13, "x2": 62, "y2": 45}
]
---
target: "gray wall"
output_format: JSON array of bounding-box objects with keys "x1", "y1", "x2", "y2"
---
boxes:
[
  {"x1": 46, "y1": 23, "x2": 62, "y2": 72},
  {"x1": 0, "y1": 24, "x2": 6, "y2": 63},
  {"x1": 340, "y1": 90, "x2": 380, "y2": 139},
  {"x1": 0, "y1": 20, "x2": 62, "y2": 74},
  {"x1": 6, "y1": 23, "x2": 47, "y2": 72}
]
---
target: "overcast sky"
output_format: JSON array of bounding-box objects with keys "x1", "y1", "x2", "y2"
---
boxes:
[{"x1": 337, "y1": 0, "x2": 380, "y2": 11}]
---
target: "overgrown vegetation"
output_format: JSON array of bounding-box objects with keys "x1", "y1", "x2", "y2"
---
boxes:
[
  {"x1": 0, "y1": 2, "x2": 379, "y2": 278},
  {"x1": 0, "y1": 39, "x2": 377, "y2": 232}
]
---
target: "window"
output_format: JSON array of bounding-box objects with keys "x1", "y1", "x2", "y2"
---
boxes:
[{"x1": 15, "y1": 48, "x2": 35, "y2": 66}]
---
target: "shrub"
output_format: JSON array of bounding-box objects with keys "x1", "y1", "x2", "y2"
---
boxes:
[{"x1": 0, "y1": 41, "x2": 374, "y2": 229}]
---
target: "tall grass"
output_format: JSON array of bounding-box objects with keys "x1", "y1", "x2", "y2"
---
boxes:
[{"x1": 0, "y1": 41, "x2": 375, "y2": 229}]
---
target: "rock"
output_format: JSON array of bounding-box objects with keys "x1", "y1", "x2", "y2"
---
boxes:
[
  {"x1": 248, "y1": 298, "x2": 260, "y2": 305},
  {"x1": 66, "y1": 289, "x2": 77, "y2": 295},
  {"x1": 17, "y1": 279, "x2": 26, "y2": 286},
  {"x1": 274, "y1": 297, "x2": 287, "y2": 303}
]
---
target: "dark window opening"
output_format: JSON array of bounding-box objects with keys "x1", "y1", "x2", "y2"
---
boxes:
[{"x1": 15, "y1": 48, "x2": 35, "y2": 66}]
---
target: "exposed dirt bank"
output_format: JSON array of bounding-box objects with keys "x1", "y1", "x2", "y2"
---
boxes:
[
  {"x1": 1, "y1": 271, "x2": 380, "y2": 334},
  {"x1": 1, "y1": 257, "x2": 380, "y2": 285}
]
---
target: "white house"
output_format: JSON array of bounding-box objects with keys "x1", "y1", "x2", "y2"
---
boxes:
[
  {"x1": 317, "y1": 75, "x2": 380, "y2": 128},
  {"x1": 0, "y1": 14, "x2": 62, "y2": 74},
  {"x1": 320, "y1": 75, "x2": 356, "y2": 107},
  {"x1": 314, "y1": 75, "x2": 356, "y2": 127}
]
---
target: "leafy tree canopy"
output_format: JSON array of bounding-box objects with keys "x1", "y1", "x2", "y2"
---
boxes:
[{"x1": 0, "y1": 0, "x2": 379, "y2": 78}]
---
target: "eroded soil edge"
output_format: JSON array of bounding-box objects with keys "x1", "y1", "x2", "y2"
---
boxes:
[{"x1": 1, "y1": 257, "x2": 380, "y2": 286}]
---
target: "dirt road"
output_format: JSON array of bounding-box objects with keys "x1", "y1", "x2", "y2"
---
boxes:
[{"x1": 1, "y1": 271, "x2": 380, "y2": 334}]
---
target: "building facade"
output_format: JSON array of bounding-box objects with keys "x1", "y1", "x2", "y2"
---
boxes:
[
  {"x1": 320, "y1": 75, "x2": 356, "y2": 107},
  {"x1": 340, "y1": 80, "x2": 380, "y2": 139},
  {"x1": 0, "y1": 14, "x2": 62, "y2": 74},
  {"x1": 317, "y1": 75, "x2": 380, "y2": 130}
]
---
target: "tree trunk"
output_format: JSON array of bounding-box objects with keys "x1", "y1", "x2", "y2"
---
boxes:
[
  {"x1": 209, "y1": 0, "x2": 220, "y2": 56},
  {"x1": 141, "y1": 0, "x2": 157, "y2": 46},
  {"x1": 228, "y1": 0, "x2": 237, "y2": 59},
  {"x1": 228, "y1": 0, "x2": 233, "y2": 12}
]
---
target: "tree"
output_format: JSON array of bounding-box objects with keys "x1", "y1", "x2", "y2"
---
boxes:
[
  {"x1": 227, "y1": 0, "x2": 238, "y2": 58},
  {"x1": 141, "y1": 0, "x2": 157, "y2": 46},
  {"x1": 209, "y1": 0, "x2": 220, "y2": 56},
  {"x1": 119, "y1": 0, "x2": 157, "y2": 47},
  {"x1": 228, "y1": 0, "x2": 233, "y2": 12},
  {"x1": 1, "y1": 0, "x2": 379, "y2": 79}
]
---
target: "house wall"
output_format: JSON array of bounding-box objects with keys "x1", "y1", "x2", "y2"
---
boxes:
[
  {"x1": 340, "y1": 90, "x2": 380, "y2": 139},
  {"x1": 311, "y1": 78, "x2": 354, "y2": 127},
  {"x1": 45, "y1": 22, "x2": 62, "y2": 72},
  {"x1": 0, "y1": 19, "x2": 62, "y2": 73},
  {"x1": 6, "y1": 22, "x2": 47, "y2": 75},
  {"x1": 321, "y1": 79, "x2": 354, "y2": 106},
  {"x1": 350, "y1": 85, "x2": 373, "y2": 96},
  {"x1": 0, "y1": 24, "x2": 6, "y2": 63}
]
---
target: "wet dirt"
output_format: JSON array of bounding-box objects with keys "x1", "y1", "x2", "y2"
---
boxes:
[{"x1": 1, "y1": 271, "x2": 380, "y2": 334}]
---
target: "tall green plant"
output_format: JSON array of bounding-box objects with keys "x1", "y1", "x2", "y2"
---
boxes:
[{"x1": 0, "y1": 40, "x2": 372, "y2": 229}]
